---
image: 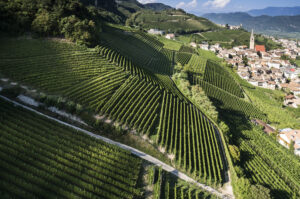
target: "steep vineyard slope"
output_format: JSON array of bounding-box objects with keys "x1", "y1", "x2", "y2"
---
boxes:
[
  {"x1": 0, "y1": 99, "x2": 143, "y2": 199},
  {"x1": 0, "y1": 36, "x2": 226, "y2": 185}
]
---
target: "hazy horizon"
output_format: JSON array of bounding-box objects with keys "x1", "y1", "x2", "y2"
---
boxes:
[{"x1": 138, "y1": 0, "x2": 300, "y2": 15}]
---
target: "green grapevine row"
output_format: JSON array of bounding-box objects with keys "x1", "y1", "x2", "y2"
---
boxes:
[
  {"x1": 0, "y1": 99, "x2": 142, "y2": 199},
  {"x1": 157, "y1": 91, "x2": 224, "y2": 183},
  {"x1": 197, "y1": 80, "x2": 265, "y2": 119}
]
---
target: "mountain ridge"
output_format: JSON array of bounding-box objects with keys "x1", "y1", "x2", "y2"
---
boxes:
[
  {"x1": 203, "y1": 12, "x2": 300, "y2": 38},
  {"x1": 248, "y1": 6, "x2": 300, "y2": 17}
]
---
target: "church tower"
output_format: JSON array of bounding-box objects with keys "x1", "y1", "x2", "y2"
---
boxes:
[{"x1": 250, "y1": 29, "x2": 255, "y2": 50}]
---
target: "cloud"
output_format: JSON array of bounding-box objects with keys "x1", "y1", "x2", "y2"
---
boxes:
[
  {"x1": 137, "y1": 0, "x2": 157, "y2": 4},
  {"x1": 204, "y1": 0, "x2": 231, "y2": 8},
  {"x1": 176, "y1": 0, "x2": 198, "y2": 9}
]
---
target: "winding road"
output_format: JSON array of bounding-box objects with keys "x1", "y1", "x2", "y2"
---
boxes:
[{"x1": 0, "y1": 95, "x2": 233, "y2": 199}]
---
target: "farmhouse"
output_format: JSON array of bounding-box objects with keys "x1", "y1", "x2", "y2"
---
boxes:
[
  {"x1": 165, "y1": 33, "x2": 175, "y2": 40},
  {"x1": 148, "y1": 29, "x2": 165, "y2": 35},
  {"x1": 279, "y1": 129, "x2": 300, "y2": 156}
]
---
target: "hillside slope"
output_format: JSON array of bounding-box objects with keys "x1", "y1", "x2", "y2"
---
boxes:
[
  {"x1": 127, "y1": 9, "x2": 218, "y2": 33},
  {"x1": 0, "y1": 34, "x2": 227, "y2": 185}
]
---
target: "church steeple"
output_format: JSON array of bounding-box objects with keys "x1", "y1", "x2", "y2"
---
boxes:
[{"x1": 250, "y1": 29, "x2": 255, "y2": 50}]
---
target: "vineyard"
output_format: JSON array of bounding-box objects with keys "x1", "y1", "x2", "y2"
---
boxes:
[
  {"x1": 187, "y1": 55, "x2": 207, "y2": 75},
  {"x1": 203, "y1": 61, "x2": 244, "y2": 98},
  {"x1": 101, "y1": 76, "x2": 161, "y2": 135},
  {"x1": 176, "y1": 52, "x2": 193, "y2": 66},
  {"x1": 195, "y1": 80, "x2": 265, "y2": 119},
  {"x1": 238, "y1": 127, "x2": 300, "y2": 198},
  {"x1": 179, "y1": 45, "x2": 196, "y2": 54},
  {"x1": 99, "y1": 28, "x2": 173, "y2": 75},
  {"x1": 0, "y1": 99, "x2": 143, "y2": 199},
  {"x1": 148, "y1": 167, "x2": 218, "y2": 199},
  {"x1": 157, "y1": 91, "x2": 225, "y2": 183},
  {"x1": 0, "y1": 36, "x2": 226, "y2": 185}
]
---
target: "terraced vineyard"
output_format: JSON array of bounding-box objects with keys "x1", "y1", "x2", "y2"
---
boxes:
[
  {"x1": 148, "y1": 167, "x2": 218, "y2": 199},
  {"x1": 0, "y1": 37, "x2": 226, "y2": 185},
  {"x1": 203, "y1": 61, "x2": 244, "y2": 98},
  {"x1": 100, "y1": 28, "x2": 172, "y2": 75},
  {"x1": 0, "y1": 99, "x2": 143, "y2": 199},
  {"x1": 158, "y1": 91, "x2": 224, "y2": 183},
  {"x1": 187, "y1": 55, "x2": 207, "y2": 75},
  {"x1": 102, "y1": 76, "x2": 161, "y2": 135},
  {"x1": 176, "y1": 52, "x2": 193, "y2": 66},
  {"x1": 179, "y1": 45, "x2": 195, "y2": 54},
  {"x1": 239, "y1": 128, "x2": 300, "y2": 198},
  {"x1": 196, "y1": 80, "x2": 265, "y2": 119}
]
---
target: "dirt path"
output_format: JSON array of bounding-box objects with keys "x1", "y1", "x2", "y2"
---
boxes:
[{"x1": 0, "y1": 95, "x2": 234, "y2": 199}]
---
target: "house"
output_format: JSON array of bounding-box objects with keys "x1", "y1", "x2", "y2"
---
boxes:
[
  {"x1": 251, "y1": 119, "x2": 276, "y2": 135},
  {"x1": 255, "y1": 45, "x2": 266, "y2": 52},
  {"x1": 165, "y1": 33, "x2": 175, "y2": 40},
  {"x1": 267, "y1": 61, "x2": 281, "y2": 69},
  {"x1": 190, "y1": 42, "x2": 197, "y2": 48},
  {"x1": 278, "y1": 129, "x2": 300, "y2": 156},
  {"x1": 148, "y1": 29, "x2": 165, "y2": 35}
]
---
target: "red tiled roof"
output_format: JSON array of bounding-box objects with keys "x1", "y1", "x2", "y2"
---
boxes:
[{"x1": 255, "y1": 45, "x2": 266, "y2": 52}]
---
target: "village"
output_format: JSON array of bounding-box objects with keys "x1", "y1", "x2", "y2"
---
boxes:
[
  {"x1": 147, "y1": 28, "x2": 300, "y2": 156},
  {"x1": 198, "y1": 30, "x2": 300, "y2": 108},
  {"x1": 202, "y1": 31, "x2": 300, "y2": 156},
  {"x1": 153, "y1": 28, "x2": 300, "y2": 156}
]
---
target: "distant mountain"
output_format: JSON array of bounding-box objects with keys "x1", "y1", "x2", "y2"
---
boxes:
[
  {"x1": 144, "y1": 3, "x2": 173, "y2": 11},
  {"x1": 203, "y1": 12, "x2": 300, "y2": 38},
  {"x1": 248, "y1": 6, "x2": 300, "y2": 17}
]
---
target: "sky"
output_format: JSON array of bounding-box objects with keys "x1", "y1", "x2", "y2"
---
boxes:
[{"x1": 137, "y1": 0, "x2": 300, "y2": 15}]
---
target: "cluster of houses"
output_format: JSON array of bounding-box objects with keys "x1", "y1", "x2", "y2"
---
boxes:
[
  {"x1": 217, "y1": 23, "x2": 243, "y2": 30},
  {"x1": 197, "y1": 30, "x2": 300, "y2": 108},
  {"x1": 148, "y1": 28, "x2": 300, "y2": 108}
]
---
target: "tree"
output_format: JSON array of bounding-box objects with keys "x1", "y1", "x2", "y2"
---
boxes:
[
  {"x1": 229, "y1": 145, "x2": 240, "y2": 163},
  {"x1": 249, "y1": 184, "x2": 271, "y2": 199},
  {"x1": 257, "y1": 51, "x2": 262, "y2": 58},
  {"x1": 31, "y1": 9, "x2": 59, "y2": 36},
  {"x1": 289, "y1": 140, "x2": 295, "y2": 154},
  {"x1": 243, "y1": 56, "x2": 249, "y2": 66},
  {"x1": 60, "y1": 15, "x2": 97, "y2": 46},
  {"x1": 281, "y1": 54, "x2": 289, "y2": 60}
]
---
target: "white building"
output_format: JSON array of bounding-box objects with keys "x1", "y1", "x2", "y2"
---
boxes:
[
  {"x1": 279, "y1": 129, "x2": 300, "y2": 156},
  {"x1": 148, "y1": 29, "x2": 164, "y2": 35},
  {"x1": 165, "y1": 33, "x2": 175, "y2": 40}
]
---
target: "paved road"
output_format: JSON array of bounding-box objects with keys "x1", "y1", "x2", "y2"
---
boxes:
[{"x1": 1, "y1": 95, "x2": 233, "y2": 199}]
